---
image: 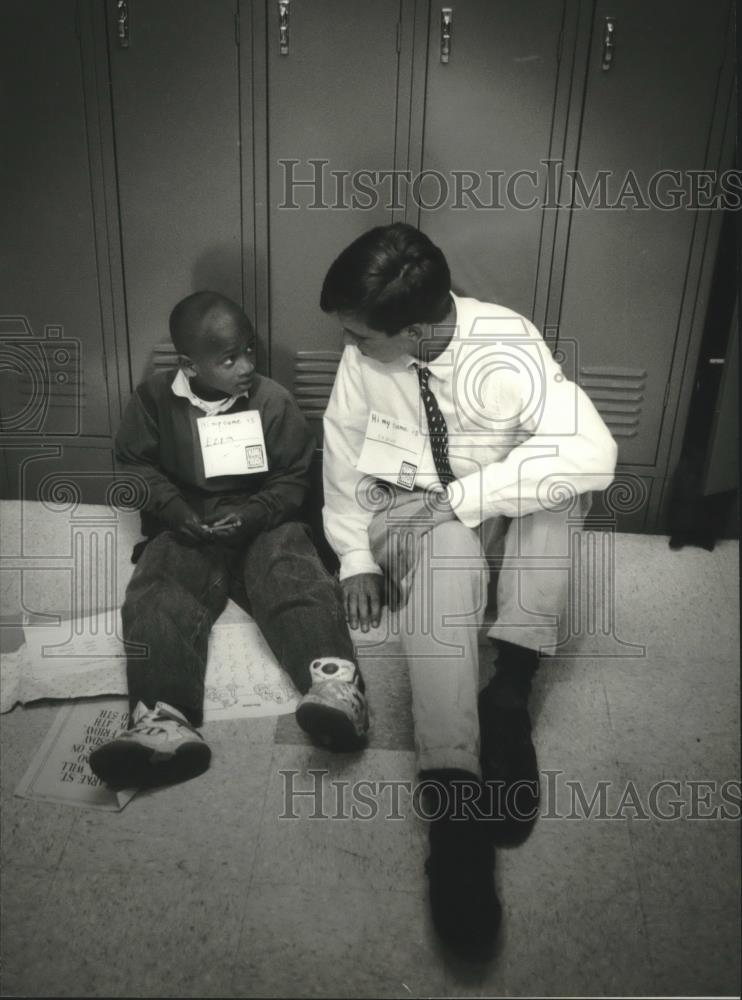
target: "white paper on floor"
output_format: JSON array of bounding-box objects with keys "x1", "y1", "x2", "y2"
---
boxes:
[
  {"x1": 14, "y1": 699, "x2": 137, "y2": 811},
  {"x1": 202, "y1": 621, "x2": 299, "y2": 720},
  {"x1": 0, "y1": 609, "x2": 299, "y2": 719}
]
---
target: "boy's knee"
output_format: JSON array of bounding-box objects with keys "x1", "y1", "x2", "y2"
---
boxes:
[
  {"x1": 259, "y1": 521, "x2": 311, "y2": 554},
  {"x1": 275, "y1": 521, "x2": 309, "y2": 543},
  {"x1": 142, "y1": 529, "x2": 184, "y2": 553},
  {"x1": 129, "y1": 530, "x2": 192, "y2": 578}
]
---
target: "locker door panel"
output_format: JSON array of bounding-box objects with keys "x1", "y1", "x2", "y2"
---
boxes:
[
  {"x1": 558, "y1": 0, "x2": 730, "y2": 466},
  {"x1": 703, "y1": 311, "x2": 738, "y2": 497},
  {"x1": 418, "y1": 0, "x2": 566, "y2": 318},
  {"x1": 267, "y1": 0, "x2": 402, "y2": 416},
  {"x1": 108, "y1": 0, "x2": 242, "y2": 386},
  {"x1": 0, "y1": 0, "x2": 111, "y2": 438}
]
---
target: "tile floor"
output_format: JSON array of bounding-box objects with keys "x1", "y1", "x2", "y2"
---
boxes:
[{"x1": 1, "y1": 527, "x2": 740, "y2": 997}]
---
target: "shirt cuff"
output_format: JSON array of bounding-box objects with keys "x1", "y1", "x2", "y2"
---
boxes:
[
  {"x1": 452, "y1": 470, "x2": 490, "y2": 528},
  {"x1": 338, "y1": 550, "x2": 383, "y2": 581}
]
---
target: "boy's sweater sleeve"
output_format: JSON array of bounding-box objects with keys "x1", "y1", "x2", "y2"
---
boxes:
[
  {"x1": 227, "y1": 389, "x2": 316, "y2": 539},
  {"x1": 114, "y1": 387, "x2": 193, "y2": 527}
]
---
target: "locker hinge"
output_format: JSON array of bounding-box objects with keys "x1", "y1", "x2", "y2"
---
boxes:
[
  {"x1": 234, "y1": 11, "x2": 240, "y2": 46},
  {"x1": 662, "y1": 381, "x2": 671, "y2": 409},
  {"x1": 396, "y1": 20, "x2": 401, "y2": 53},
  {"x1": 556, "y1": 25, "x2": 564, "y2": 62}
]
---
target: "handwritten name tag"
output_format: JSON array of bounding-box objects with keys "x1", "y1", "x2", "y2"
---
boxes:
[
  {"x1": 197, "y1": 410, "x2": 269, "y2": 478},
  {"x1": 356, "y1": 410, "x2": 425, "y2": 491}
]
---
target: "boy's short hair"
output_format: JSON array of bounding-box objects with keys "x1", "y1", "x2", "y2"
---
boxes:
[
  {"x1": 169, "y1": 291, "x2": 253, "y2": 356},
  {"x1": 319, "y1": 223, "x2": 451, "y2": 335}
]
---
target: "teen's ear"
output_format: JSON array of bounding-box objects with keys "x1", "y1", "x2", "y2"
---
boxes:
[
  {"x1": 404, "y1": 324, "x2": 425, "y2": 343},
  {"x1": 406, "y1": 324, "x2": 440, "y2": 358}
]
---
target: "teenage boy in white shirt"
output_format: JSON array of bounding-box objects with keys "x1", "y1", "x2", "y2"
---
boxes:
[{"x1": 320, "y1": 223, "x2": 617, "y2": 960}]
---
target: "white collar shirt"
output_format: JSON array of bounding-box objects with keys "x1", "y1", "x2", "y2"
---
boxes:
[
  {"x1": 171, "y1": 368, "x2": 249, "y2": 415},
  {"x1": 322, "y1": 293, "x2": 618, "y2": 579}
]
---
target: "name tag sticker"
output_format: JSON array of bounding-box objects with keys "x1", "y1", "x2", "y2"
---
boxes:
[
  {"x1": 356, "y1": 410, "x2": 425, "y2": 491},
  {"x1": 197, "y1": 411, "x2": 269, "y2": 478}
]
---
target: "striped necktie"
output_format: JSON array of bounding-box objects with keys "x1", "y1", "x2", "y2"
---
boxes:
[{"x1": 416, "y1": 366, "x2": 455, "y2": 486}]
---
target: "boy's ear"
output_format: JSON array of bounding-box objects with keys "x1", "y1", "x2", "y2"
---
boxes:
[
  {"x1": 178, "y1": 353, "x2": 197, "y2": 376},
  {"x1": 404, "y1": 324, "x2": 425, "y2": 342}
]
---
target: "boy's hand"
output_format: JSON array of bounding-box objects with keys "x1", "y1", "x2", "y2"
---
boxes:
[
  {"x1": 341, "y1": 573, "x2": 383, "y2": 632},
  {"x1": 206, "y1": 513, "x2": 245, "y2": 541},
  {"x1": 176, "y1": 512, "x2": 214, "y2": 542}
]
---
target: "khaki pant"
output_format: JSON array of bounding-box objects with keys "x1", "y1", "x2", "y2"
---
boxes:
[{"x1": 368, "y1": 490, "x2": 589, "y2": 777}]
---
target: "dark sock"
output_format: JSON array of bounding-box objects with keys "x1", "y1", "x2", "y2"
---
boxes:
[
  {"x1": 420, "y1": 767, "x2": 479, "y2": 783},
  {"x1": 419, "y1": 767, "x2": 482, "y2": 818},
  {"x1": 487, "y1": 641, "x2": 539, "y2": 709}
]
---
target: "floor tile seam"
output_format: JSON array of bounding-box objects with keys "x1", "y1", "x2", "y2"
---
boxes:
[
  {"x1": 597, "y1": 667, "x2": 622, "y2": 769},
  {"x1": 614, "y1": 751, "x2": 742, "y2": 776},
  {"x1": 228, "y1": 742, "x2": 293, "y2": 962},
  {"x1": 246, "y1": 873, "x2": 426, "y2": 898},
  {"x1": 43, "y1": 799, "x2": 82, "y2": 874},
  {"x1": 622, "y1": 810, "x2": 672, "y2": 996}
]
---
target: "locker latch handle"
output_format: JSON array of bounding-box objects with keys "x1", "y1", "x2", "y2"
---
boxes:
[
  {"x1": 441, "y1": 8, "x2": 452, "y2": 64},
  {"x1": 601, "y1": 17, "x2": 616, "y2": 71},
  {"x1": 278, "y1": 0, "x2": 290, "y2": 56},
  {"x1": 117, "y1": 0, "x2": 130, "y2": 48}
]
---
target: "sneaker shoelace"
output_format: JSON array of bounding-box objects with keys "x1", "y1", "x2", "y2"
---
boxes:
[
  {"x1": 133, "y1": 723, "x2": 172, "y2": 738},
  {"x1": 132, "y1": 707, "x2": 194, "y2": 738}
]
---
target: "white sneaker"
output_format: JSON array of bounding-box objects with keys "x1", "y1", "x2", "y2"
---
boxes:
[
  {"x1": 295, "y1": 658, "x2": 369, "y2": 751},
  {"x1": 88, "y1": 701, "x2": 211, "y2": 788}
]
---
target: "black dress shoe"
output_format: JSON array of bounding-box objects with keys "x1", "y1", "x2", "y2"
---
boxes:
[
  {"x1": 478, "y1": 683, "x2": 540, "y2": 846},
  {"x1": 425, "y1": 810, "x2": 501, "y2": 961}
]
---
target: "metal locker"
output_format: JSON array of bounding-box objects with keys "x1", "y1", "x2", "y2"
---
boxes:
[
  {"x1": 703, "y1": 311, "x2": 738, "y2": 498},
  {"x1": 557, "y1": 0, "x2": 731, "y2": 468},
  {"x1": 1, "y1": 0, "x2": 113, "y2": 443},
  {"x1": 264, "y1": 0, "x2": 404, "y2": 427},
  {"x1": 414, "y1": 0, "x2": 569, "y2": 320},
  {"x1": 107, "y1": 0, "x2": 243, "y2": 387}
]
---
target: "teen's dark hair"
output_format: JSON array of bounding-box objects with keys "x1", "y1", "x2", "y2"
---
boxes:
[
  {"x1": 319, "y1": 223, "x2": 451, "y2": 335},
  {"x1": 169, "y1": 291, "x2": 252, "y2": 355}
]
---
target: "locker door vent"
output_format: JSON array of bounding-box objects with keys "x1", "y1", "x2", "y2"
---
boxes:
[
  {"x1": 293, "y1": 351, "x2": 342, "y2": 419},
  {"x1": 150, "y1": 342, "x2": 180, "y2": 375},
  {"x1": 578, "y1": 366, "x2": 646, "y2": 439}
]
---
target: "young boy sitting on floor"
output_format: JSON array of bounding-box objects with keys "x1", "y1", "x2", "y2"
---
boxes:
[{"x1": 89, "y1": 291, "x2": 368, "y2": 788}]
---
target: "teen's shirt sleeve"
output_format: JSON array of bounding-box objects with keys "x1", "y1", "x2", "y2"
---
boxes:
[
  {"x1": 322, "y1": 348, "x2": 383, "y2": 581},
  {"x1": 114, "y1": 383, "x2": 194, "y2": 528},
  {"x1": 227, "y1": 383, "x2": 315, "y2": 539},
  {"x1": 453, "y1": 319, "x2": 619, "y2": 527}
]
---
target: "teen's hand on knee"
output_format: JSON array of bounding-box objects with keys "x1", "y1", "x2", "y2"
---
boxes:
[
  {"x1": 342, "y1": 573, "x2": 383, "y2": 632},
  {"x1": 386, "y1": 530, "x2": 419, "y2": 583}
]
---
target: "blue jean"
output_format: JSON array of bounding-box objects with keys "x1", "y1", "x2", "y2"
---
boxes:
[{"x1": 122, "y1": 521, "x2": 357, "y2": 726}]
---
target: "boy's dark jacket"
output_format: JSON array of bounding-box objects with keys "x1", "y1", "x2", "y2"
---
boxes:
[{"x1": 115, "y1": 370, "x2": 316, "y2": 543}]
